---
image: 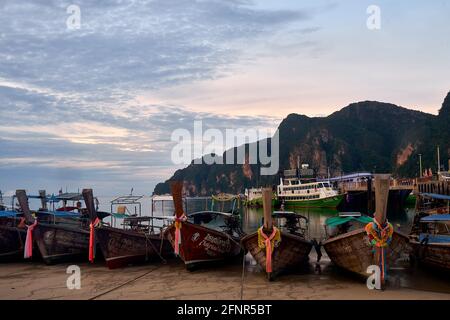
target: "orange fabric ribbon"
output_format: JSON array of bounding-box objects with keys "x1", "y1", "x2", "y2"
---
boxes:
[
  {"x1": 258, "y1": 226, "x2": 279, "y2": 273},
  {"x1": 174, "y1": 214, "x2": 186, "y2": 256},
  {"x1": 24, "y1": 219, "x2": 38, "y2": 259},
  {"x1": 89, "y1": 218, "x2": 100, "y2": 263}
]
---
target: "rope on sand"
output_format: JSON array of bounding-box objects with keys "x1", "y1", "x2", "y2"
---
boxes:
[
  {"x1": 88, "y1": 265, "x2": 162, "y2": 300},
  {"x1": 240, "y1": 251, "x2": 246, "y2": 300}
]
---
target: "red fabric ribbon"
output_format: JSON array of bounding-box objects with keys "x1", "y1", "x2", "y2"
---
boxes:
[
  {"x1": 24, "y1": 219, "x2": 38, "y2": 259},
  {"x1": 89, "y1": 218, "x2": 100, "y2": 263},
  {"x1": 259, "y1": 226, "x2": 278, "y2": 273},
  {"x1": 174, "y1": 214, "x2": 186, "y2": 256}
]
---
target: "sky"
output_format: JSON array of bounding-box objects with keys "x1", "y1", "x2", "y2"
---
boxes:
[{"x1": 1, "y1": 0, "x2": 449, "y2": 197}]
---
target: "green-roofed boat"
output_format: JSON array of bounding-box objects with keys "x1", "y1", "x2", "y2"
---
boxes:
[{"x1": 322, "y1": 175, "x2": 409, "y2": 283}]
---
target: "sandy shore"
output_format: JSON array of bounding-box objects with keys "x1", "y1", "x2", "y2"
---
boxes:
[{"x1": 1, "y1": 256, "x2": 449, "y2": 300}]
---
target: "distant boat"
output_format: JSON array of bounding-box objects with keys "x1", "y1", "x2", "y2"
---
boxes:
[
  {"x1": 244, "y1": 187, "x2": 277, "y2": 207},
  {"x1": 409, "y1": 213, "x2": 450, "y2": 271},
  {"x1": 277, "y1": 165, "x2": 344, "y2": 208}
]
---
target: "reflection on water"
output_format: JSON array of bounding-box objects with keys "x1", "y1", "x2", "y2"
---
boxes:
[{"x1": 241, "y1": 207, "x2": 338, "y2": 241}]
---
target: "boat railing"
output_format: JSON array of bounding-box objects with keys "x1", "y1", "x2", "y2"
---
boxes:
[
  {"x1": 416, "y1": 180, "x2": 450, "y2": 196},
  {"x1": 119, "y1": 215, "x2": 173, "y2": 234}
]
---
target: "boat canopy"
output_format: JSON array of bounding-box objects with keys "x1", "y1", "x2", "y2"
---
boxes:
[
  {"x1": 420, "y1": 214, "x2": 450, "y2": 222},
  {"x1": 325, "y1": 215, "x2": 373, "y2": 227},
  {"x1": 47, "y1": 193, "x2": 84, "y2": 202},
  {"x1": 111, "y1": 195, "x2": 143, "y2": 205},
  {"x1": 420, "y1": 193, "x2": 450, "y2": 201},
  {"x1": 0, "y1": 210, "x2": 18, "y2": 217},
  {"x1": 152, "y1": 194, "x2": 173, "y2": 202},
  {"x1": 37, "y1": 210, "x2": 81, "y2": 218},
  {"x1": 323, "y1": 172, "x2": 372, "y2": 182}
]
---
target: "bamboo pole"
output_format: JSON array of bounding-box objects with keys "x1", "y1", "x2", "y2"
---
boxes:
[
  {"x1": 170, "y1": 181, "x2": 184, "y2": 218},
  {"x1": 38, "y1": 190, "x2": 47, "y2": 210},
  {"x1": 15, "y1": 190, "x2": 34, "y2": 224},
  {"x1": 373, "y1": 174, "x2": 391, "y2": 225},
  {"x1": 262, "y1": 188, "x2": 273, "y2": 230},
  {"x1": 82, "y1": 189, "x2": 97, "y2": 221}
]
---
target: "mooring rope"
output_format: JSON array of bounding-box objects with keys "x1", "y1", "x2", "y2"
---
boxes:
[
  {"x1": 143, "y1": 231, "x2": 166, "y2": 264},
  {"x1": 88, "y1": 265, "x2": 163, "y2": 300},
  {"x1": 240, "y1": 250, "x2": 246, "y2": 300}
]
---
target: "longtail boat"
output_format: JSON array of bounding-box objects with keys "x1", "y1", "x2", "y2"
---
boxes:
[
  {"x1": 323, "y1": 175, "x2": 409, "y2": 285},
  {"x1": 241, "y1": 188, "x2": 313, "y2": 280},
  {"x1": 15, "y1": 190, "x2": 103, "y2": 264},
  {"x1": 82, "y1": 189, "x2": 172, "y2": 269},
  {"x1": 0, "y1": 190, "x2": 55, "y2": 261},
  {"x1": 0, "y1": 209, "x2": 27, "y2": 260},
  {"x1": 164, "y1": 182, "x2": 244, "y2": 270},
  {"x1": 409, "y1": 213, "x2": 450, "y2": 271}
]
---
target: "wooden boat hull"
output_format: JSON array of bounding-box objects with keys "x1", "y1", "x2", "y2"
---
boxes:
[
  {"x1": 323, "y1": 228, "x2": 409, "y2": 277},
  {"x1": 166, "y1": 221, "x2": 242, "y2": 269},
  {"x1": 95, "y1": 226, "x2": 173, "y2": 269},
  {"x1": 34, "y1": 223, "x2": 90, "y2": 264},
  {"x1": 241, "y1": 231, "x2": 312, "y2": 280},
  {"x1": 282, "y1": 194, "x2": 344, "y2": 209},
  {"x1": 410, "y1": 240, "x2": 450, "y2": 271},
  {"x1": 0, "y1": 217, "x2": 27, "y2": 260}
]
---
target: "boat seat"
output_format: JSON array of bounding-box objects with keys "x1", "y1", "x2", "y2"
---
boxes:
[{"x1": 117, "y1": 206, "x2": 127, "y2": 214}]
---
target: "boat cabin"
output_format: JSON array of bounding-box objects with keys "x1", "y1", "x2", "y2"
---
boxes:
[{"x1": 271, "y1": 211, "x2": 308, "y2": 237}]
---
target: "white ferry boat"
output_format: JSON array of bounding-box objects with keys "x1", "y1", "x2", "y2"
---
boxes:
[{"x1": 277, "y1": 165, "x2": 344, "y2": 208}]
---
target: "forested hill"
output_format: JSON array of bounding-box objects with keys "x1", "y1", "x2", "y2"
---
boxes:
[{"x1": 154, "y1": 92, "x2": 450, "y2": 196}]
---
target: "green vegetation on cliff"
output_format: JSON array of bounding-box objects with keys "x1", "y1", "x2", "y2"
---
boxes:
[{"x1": 154, "y1": 92, "x2": 450, "y2": 196}]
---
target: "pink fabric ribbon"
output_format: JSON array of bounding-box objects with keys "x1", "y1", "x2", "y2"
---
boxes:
[
  {"x1": 24, "y1": 220, "x2": 38, "y2": 259},
  {"x1": 174, "y1": 215, "x2": 186, "y2": 256},
  {"x1": 259, "y1": 227, "x2": 278, "y2": 273}
]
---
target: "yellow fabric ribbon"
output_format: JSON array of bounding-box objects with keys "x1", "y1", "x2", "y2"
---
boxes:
[{"x1": 257, "y1": 226, "x2": 281, "y2": 252}]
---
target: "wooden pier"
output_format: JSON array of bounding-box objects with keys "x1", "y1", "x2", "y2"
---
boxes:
[
  {"x1": 416, "y1": 178, "x2": 450, "y2": 196},
  {"x1": 339, "y1": 178, "x2": 415, "y2": 193},
  {"x1": 337, "y1": 178, "x2": 415, "y2": 213}
]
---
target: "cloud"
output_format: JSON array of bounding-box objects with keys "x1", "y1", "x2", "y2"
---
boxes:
[
  {"x1": 0, "y1": 0, "x2": 310, "y2": 97},
  {"x1": 0, "y1": 83, "x2": 278, "y2": 194},
  {"x1": 0, "y1": 0, "x2": 318, "y2": 194}
]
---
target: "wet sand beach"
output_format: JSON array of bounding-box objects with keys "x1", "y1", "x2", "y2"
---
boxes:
[{"x1": 1, "y1": 255, "x2": 449, "y2": 300}]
